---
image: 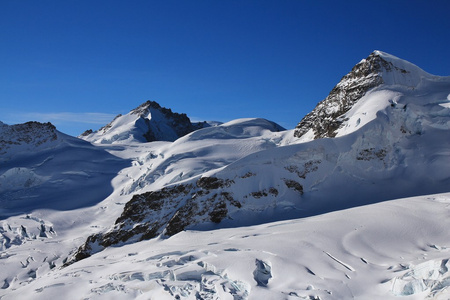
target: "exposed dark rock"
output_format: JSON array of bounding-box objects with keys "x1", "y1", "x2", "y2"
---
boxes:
[
  {"x1": 285, "y1": 160, "x2": 321, "y2": 179},
  {"x1": 0, "y1": 121, "x2": 58, "y2": 154},
  {"x1": 268, "y1": 188, "x2": 279, "y2": 197},
  {"x1": 97, "y1": 114, "x2": 122, "y2": 134},
  {"x1": 251, "y1": 191, "x2": 268, "y2": 199},
  {"x1": 165, "y1": 198, "x2": 198, "y2": 236},
  {"x1": 196, "y1": 177, "x2": 234, "y2": 190},
  {"x1": 79, "y1": 129, "x2": 93, "y2": 137},
  {"x1": 132, "y1": 100, "x2": 208, "y2": 142},
  {"x1": 356, "y1": 148, "x2": 387, "y2": 161},
  {"x1": 294, "y1": 52, "x2": 400, "y2": 140},
  {"x1": 115, "y1": 184, "x2": 191, "y2": 224},
  {"x1": 284, "y1": 179, "x2": 304, "y2": 194},
  {"x1": 209, "y1": 201, "x2": 228, "y2": 223},
  {"x1": 241, "y1": 172, "x2": 256, "y2": 178},
  {"x1": 221, "y1": 192, "x2": 241, "y2": 208}
]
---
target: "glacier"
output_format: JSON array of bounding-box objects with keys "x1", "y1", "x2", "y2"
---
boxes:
[{"x1": 0, "y1": 51, "x2": 450, "y2": 299}]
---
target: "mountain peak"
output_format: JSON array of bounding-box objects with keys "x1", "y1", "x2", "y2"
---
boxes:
[
  {"x1": 293, "y1": 51, "x2": 433, "y2": 140},
  {"x1": 130, "y1": 100, "x2": 162, "y2": 116},
  {"x1": 80, "y1": 101, "x2": 208, "y2": 144}
]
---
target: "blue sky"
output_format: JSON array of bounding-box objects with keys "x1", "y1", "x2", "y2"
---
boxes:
[{"x1": 1, "y1": 0, "x2": 449, "y2": 136}]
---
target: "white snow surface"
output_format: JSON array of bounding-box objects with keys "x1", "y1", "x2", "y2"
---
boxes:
[
  {"x1": 1, "y1": 52, "x2": 450, "y2": 299},
  {"x1": 330, "y1": 51, "x2": 450, "y2": 138},
  {"x1": 2, "y1": 194, "x2": 450, "y2": 299}
]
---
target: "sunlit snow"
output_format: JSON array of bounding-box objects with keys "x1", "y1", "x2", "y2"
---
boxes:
[{"x1": 1, "y1": 51, "x2": 450, "y2": 299}]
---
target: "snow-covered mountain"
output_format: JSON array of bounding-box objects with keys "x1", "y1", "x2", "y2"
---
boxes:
[
  {"x1": 1, "y1": 51, "x2": 450, "y2": 299},
  {"x1": 80, "y1": 100, "x2": 211, "y2": 144},
  {"x1": 71, "y1": 51, "x2": 450, "y2": 262},
  {"x1": 294, "y1": 50, "x2": 440, "y2": 141}
]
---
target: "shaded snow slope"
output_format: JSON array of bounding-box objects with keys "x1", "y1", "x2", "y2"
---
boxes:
[
  {"x1": 80, "y1": 101, "x2": 211, "y2": 144},
  {"x1": 0, "y1": 124, "x2": 130, "y2": 217},
  {"x1": 293, "y1": 50, "x2": 448, "y2": 141}
]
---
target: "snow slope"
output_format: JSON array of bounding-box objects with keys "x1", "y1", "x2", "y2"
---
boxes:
[
  {"x1": 3, "y1": 193, "x2": 450, "y2": 299},
  {"x1": 0, "y1": 51, "x2": 449, "y2": 299},
  {"x1": 0, "y1": 122, "x2": 130, "y2": 217},
  {"x1": 293, "y1": 50, "x2": 448, "y2": 141},
  {"x1": 80, "y1": 101, "x2": 212, "y2": 144}
]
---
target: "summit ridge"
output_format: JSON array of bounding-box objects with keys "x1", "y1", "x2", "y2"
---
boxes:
[{"x1": 293, "y1": 51, "x2": 434, "y2": 140}]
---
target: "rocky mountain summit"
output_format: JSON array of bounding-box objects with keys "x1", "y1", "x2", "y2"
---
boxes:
[
  {"x1": 80, "y1": 100, "x2": 209, "y2": 144},
  {"x1": 293, "y1": 51, "x2": 432, "y2": 140},
  {"x1": 0, "y1": 121, "x2": 58, "y2": 162}
]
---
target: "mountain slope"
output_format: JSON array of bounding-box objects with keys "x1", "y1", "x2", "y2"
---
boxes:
[
  {"x1": 71, "y1": 52, "x2": 450, "y2": 262},
  {"x1": 0, "y1": 121, "x2": 130, "y2": 217},
  {"x1": 293, "y1": 50, "x2": 441, "y2": 141},
  {"x1": 80, "y1": 101, "x2": 210, "y2": 144}
]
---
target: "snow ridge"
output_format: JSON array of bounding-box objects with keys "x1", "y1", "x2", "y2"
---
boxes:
[{"x1": 0, "y1": 121, "x2": 58, "y2": 162}]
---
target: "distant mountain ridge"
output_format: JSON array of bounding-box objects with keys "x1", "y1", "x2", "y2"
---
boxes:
[
  {"x1": 0, "y1": 121, "x2": 58, "y2": 162},
  {"x1": 80, "y1": 100, "x2": 211, "y2": 144}
]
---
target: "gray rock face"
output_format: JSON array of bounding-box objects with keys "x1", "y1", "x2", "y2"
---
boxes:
[
  {"x1": 131, "y1": 101, "x2": 206, "y2": 142},
  {"x1": 293, "y1": 52, "x2": 408, "y2": 139},
  {"x1": 0, "y1": 121, "x2": 58, "y2": 158},
  {"x1": 68, "y1": 176, "x2": 240, "y2": 264}
]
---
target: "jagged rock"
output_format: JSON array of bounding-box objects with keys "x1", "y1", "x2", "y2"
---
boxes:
[
  {"x1": 79, "y1": 129, "x2": 93, "y2": 137},
  {"x1": 0, "y1": 121, "x2": 58, "y2": 157},
  {"x1": 294, "y1": 51, "x2": 410, "y2": 140},
  {"x1": 69, "y1": 176, "x2": 241, "y2": 263},
  {"x1": 80, "y1": 100, "x2": 209, "y2": 143}
]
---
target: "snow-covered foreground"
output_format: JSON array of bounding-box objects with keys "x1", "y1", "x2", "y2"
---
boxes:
[{"x1": 2, "y1": 193, "x2": 450, "y2": 299}]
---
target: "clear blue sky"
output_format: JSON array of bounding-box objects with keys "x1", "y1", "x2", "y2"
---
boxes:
[{"x1": 1, "y1": 0, "x2": 449, "y2": 136}]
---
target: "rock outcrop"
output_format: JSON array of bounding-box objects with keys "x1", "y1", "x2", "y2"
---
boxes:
[{"x1": 294, "y1": 51, "x2": 418, "y2": 139}]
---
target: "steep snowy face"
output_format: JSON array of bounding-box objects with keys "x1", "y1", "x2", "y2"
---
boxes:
[
  {"x1": 0, "y1": 121, "x2": 58, "y2": 162},
  {"x1": 80, "y1": 101, "x2": 208, "y2": 144},
  {"x1": 293, "y1": 51, "x2": 434, "y2": 140}
]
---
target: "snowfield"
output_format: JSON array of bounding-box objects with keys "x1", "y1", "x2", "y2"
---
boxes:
[
  {"x1": 2, "y1": 194, "x2": 450, "y2": 299},
  {"x1": 1, "y1": 51, "x2": 450, "y2": 299}
]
